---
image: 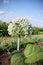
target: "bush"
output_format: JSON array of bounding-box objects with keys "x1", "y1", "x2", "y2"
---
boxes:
[{"x1": 11, "y1": 52, "x2": 25, "y2": 65}]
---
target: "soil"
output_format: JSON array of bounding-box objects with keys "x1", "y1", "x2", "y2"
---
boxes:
[
  {"x1": 38, "y1": 42, "x2": 43, "y2": 49},
  {"x1": 0, "y1": 52, "x2": 11, "y2": 65}
]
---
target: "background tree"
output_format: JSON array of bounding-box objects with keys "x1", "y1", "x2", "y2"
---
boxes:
[
  {"x1": 8, "y1": 18, "x2": 32, "y2": 51},
  {"x1": 0, "y1": 20, "x2": 9, "y2": 36},
  {"x1": 32, "y1": 27, "x2": 39, "y2": 34}
]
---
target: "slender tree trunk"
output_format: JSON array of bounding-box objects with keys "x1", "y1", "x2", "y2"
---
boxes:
[{"x1": 17, "y1": 37, "x2": 20, "y2": 51}]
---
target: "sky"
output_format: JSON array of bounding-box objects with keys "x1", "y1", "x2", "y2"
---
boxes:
[{"x1": 0, "y1": 0, "x2": 43, "y2": 27}]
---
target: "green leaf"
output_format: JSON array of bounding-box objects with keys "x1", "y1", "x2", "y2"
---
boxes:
[
  {"x1": 24, "y1": 44, "x2": 43, "y2": 63},
  {"x1": 24, "y1": 44, "x2": 42, "y2": 57},
  {"x1": 25, "y1": 52, "x2": 43, "y2": 63}
]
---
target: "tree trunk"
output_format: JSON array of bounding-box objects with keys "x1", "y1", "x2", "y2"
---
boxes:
[{"x1": 17, "y1": 37, "x2": 20, "y2": 51}]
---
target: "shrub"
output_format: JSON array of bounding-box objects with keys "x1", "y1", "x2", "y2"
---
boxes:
[{"x1": 11, "y1": 52, "x2": 25, "y2": 65}]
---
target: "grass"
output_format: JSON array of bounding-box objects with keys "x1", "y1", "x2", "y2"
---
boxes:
[
  {"x1": 0, "y1": 34, "x2": 43, "y2": 43},
  {"x1": 0, "y1": 37, "x2": 15, "y2": 43},
  {"x1": 39, "y1": 32, "x2": 43, "y2": 34}
]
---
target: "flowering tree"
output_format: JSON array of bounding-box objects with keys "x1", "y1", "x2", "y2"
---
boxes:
[{"x1": 8, "y1": 18, "x2": 32, "y2": 51}]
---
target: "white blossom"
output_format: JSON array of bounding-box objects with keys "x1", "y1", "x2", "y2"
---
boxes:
[{"x1": 8, "y1": 18, "x2": 32, "y2": 37}]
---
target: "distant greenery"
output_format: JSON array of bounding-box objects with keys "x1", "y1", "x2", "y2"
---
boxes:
[
  {"x1": 0, "y1": 20, "x2": 9, "y2": 36},
  {"x1": 29, "y1": 37, "x2": 43, "y2": 44},
  {"x1": 0, "y1": 20, "x2": 43, "y2": 37},
  {"x1": 32, "y1": 27, "x2": 43, "y2": 34}
]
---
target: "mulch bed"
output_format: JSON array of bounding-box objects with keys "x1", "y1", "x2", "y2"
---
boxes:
[
  {"x1": 0, "y1": 52, "x2": 11, "y2": 65},
  {"x1": 38, "y1": 42, "x2": 43, "y2": 49}
]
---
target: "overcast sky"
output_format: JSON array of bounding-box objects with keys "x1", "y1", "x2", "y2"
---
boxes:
[{"x1": 0, "y1": 0, "x2": 43, "y2": 27}]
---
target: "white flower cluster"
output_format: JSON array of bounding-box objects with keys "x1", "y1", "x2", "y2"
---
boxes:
[{"x1": 8, "y1": 18, "x2": 31, "y2": 37}]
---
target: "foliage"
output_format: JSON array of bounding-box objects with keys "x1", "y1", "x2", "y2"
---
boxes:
[
  {"x1": 9, "y1": 41, "x2": 17, "y2": 52},
  {"x1": 25, "y1": 52, "x2": 43, "y2": 63},
  {"x1": 12, "y1": 50, "x2": 20, "y2": 55},
  {"x1": 24, "y1": 44, "x2": 43, "y2": 64},
  {"x1": 20, "y1": 43, "x2": 27, "y2": 49},
  {"x1": 32, "y1": 27, "x2": 39, "y2": 34},
  {"x1": 0, "y1": 41, "x2": 17, "y2": 53},
  {"x1": 32, "y1": 27, "x2": 43, "y2": 34},
  {"x1": 0, "y1": 20, "x2": 9, "y2": 36},
  {"x1": 30, "y1": 37, "x2": 43, "y2": 44},
  {"x1": 38, "y1": 27, "x2": 43, "y2": 32},
  {"x1": 0, "y1": 42, "x2": 10, "y2": 53},
  {"x1": 24, "y1": 44, "x2": 42, "y2": 57},
  {"x1": 0, "y1": 39, "x2": 28, "y2": 53},
  {"x1": 11, "y1": 52, "x2": 25, "y2": 65},
  {"x1": 0, "y1": 36, "x2": 43, "y2": 53}
]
